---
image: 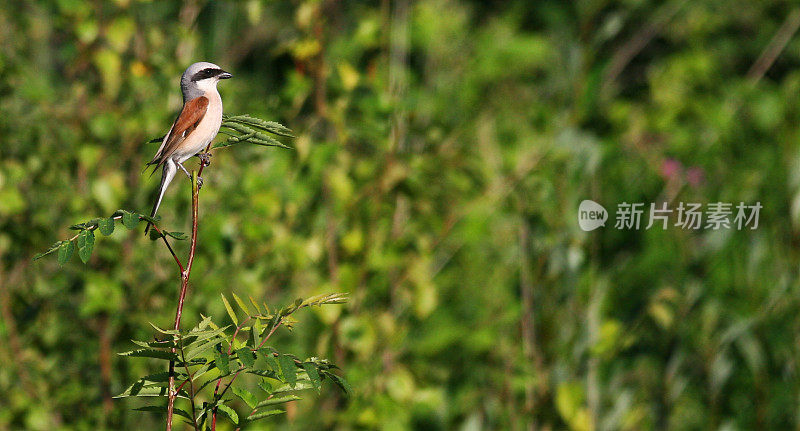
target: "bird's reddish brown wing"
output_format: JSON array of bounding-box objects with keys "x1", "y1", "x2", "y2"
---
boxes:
[{"x1": 152, "y1": 96, "x2": 209, "y2": 167}]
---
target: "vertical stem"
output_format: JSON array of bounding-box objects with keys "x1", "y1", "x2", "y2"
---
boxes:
[
  {"x1": 166, "y1": 170, "x2": 201, "y2": 431},
  {"x1": 519, "y1": 221, "x2": 540, "y2": 430}
]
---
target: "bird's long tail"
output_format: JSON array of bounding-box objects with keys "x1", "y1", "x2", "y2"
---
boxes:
[{"x1": 144, "y1": 160, "x2": 177, "y2": 235}]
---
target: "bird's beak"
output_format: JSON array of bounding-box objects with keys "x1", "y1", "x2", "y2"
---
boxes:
[{"x1": 218, "y1": 70, "x2": 233, "y2": 79}]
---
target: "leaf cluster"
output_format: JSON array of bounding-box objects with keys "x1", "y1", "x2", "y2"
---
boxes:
[
  {"x1": 116, "y1": 293, "x2": 349, "y2": 429},
  {"x1": 216, "y1": 115, "x2": 294, "y2": 150},
  {"x1": 33, "y1": 210, "x2": 186, "y2": 264}
]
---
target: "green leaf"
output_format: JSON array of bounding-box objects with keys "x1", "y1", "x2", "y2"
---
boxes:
[
  {"x1": 114, "y1": 382, "x2": 189, "y2": 399},
  {"x1": 279, "y1": 354, "x2": 297, "y2": 385},
  {"x1": 325, "y1": 372, "x2": 352, "y2": 395},
  {"x1": 233, "y1": 292, "x2": 253, "y2": 316},
  {"x1": 217, "y1": 404, "x2": 239, "y2": 425},
  {"x1": 138, "y1": 213, "x2": 159, "y2": 225},
  {"x1": 57, "y1": 241, "x2": 74, "y2": 265},
  {"x1": 221, "y1": 293, "x2": 239, "y2": 326},
  {"x1": 131, "y1": 339, "x2": 175, "y2": 349},
  {"x1": 258, "y1": 379, "x2": 272, "y2": 393},
  {"x1": 255, "y1": 395, "x2": 301, "y2": 408},
  {"x1": 148, "y1": 322, "x2": 180, "y2": 335},
  {"x1": 249, "y1": 296, "x2": 262, "y2": 314},
  {"x1": 77, "y1": 230, "x2": 95, "y2": 263},
  {"x1": 33, "y1": 241, "x2": 63, "y2": 261},
  {"x1": 271, "y1": 380, "x2": 315, "y2": 394},
  {"x1": 135, "y1": 405, "x2": 193, "y2": 421},
  {"x1": 237, "y1": 348, "x2": 255, "y2": 368},
  {"x1": 164, "y1": 231, "x2": 187, "y2": 240},
  {"x1": 184, "y1": 338, "x2": 224, "y2": 361},
  {"x1": 98, "y1": 217, "x2": 115, "y2": 236},
  {"x1": 222, "y1": 115, "x2": 295, "y2": 137},
  {"x1": 246, "y1": 409, "x2": 284, "y2": 422},
  {"x1": 122, "y1": 211, "x2": 139, "y2": 229},
  {"x1": 232, "y1": 386, "x2": 258, "y2": 409},
  {"x1": 303, "y1": 363, "x2": 321, "y2": 389},
  {"x1": 118, "y1": 348, "x2": 180, "y2": 361},
  {"x1": 259, "y1": 349, "x2": 280, "y2": 372},
  {"x1": 216, "y1": 350, "x2": 230, "y2": 374},
  {"x1": 254, "y1": 319, "x2": 264, "y2": 342},
  {"x1": 69, "y1": 218, "x2": 101, "y2": 231}
]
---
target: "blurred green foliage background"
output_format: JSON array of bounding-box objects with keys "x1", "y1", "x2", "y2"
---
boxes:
[{"x1": 3, "y1": 0, "x2": 800, "y2": 429}]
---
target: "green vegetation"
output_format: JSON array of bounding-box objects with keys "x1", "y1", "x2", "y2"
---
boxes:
[{"x1": 3, "y1": 0, "x2": 800, "y2": 429}]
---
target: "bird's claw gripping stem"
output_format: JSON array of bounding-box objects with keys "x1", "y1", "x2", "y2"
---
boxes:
[{"x1": 197, "y1": 152, "x2": 212, "y2": 167}]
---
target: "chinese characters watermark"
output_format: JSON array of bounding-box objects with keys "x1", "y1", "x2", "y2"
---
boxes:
[{"x1": 578, "y1": 200, "x2": 761, "y2": 232}]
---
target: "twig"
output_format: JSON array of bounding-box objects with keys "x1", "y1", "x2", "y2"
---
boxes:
[
  {"x1": 210, "y1": 316, "x2": 252, "y2": 430},
  {"x1": 211, "y1": 317, "x2": 283, "y2": 430},
  {"x1": 167, "y1": 148, "x2": 209, "y2": 431},
  {"x1": 178, "y1": 336, "x2": 200, "y2": 430},
  {"x1": 601, "y1": 0, "x2": 688, "y2": 95},
  {"x1": 747, "y1": 8, "x2": 800, "y2": 83},
  {"x1": 149, "y1": 223, "x2": 184, "y2": 274}
]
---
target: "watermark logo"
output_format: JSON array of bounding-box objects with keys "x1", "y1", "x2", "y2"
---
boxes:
[
  {"x1": 578, "y1": 200, "x2": 608, "y2": 231},
  {"x1": 578, "y1": 201, "x2": 762, "y2": 231}
]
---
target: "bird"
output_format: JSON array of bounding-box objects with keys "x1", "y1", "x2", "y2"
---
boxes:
[{"x1": 144, "y1": 62, "x2": 232, "y2": 234}]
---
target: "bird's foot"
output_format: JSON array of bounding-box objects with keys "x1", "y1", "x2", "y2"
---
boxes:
[
  {"x1": 197, "y1": 152, "x2": 212, "y2": 167},
  {"x1": 196, "y1": 176, "x2": 204, "y2": 190}
]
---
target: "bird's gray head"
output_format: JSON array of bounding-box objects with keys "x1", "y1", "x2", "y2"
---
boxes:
[{"x1": 180, "y1": 62, "x2": 232, "y2": 102}]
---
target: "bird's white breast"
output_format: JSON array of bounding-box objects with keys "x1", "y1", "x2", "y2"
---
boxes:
[{"x1": 175, "y1": 90, "x2": 223, "y2": 163}]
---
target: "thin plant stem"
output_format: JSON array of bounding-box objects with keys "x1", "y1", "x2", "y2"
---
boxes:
[
  {"x1": 166, "y1": 147, "x2": 211, "y2": 431},
  {"x1": 178, "y1": 336, "x2": 200, "y2": 430},
  {"x1": 211, "y1": 317, "x2": 284, "y2": 430},
  {"x1": 210, "y1": 317, "x2": 251, "y2": 431},
  {"x1": 149, "y1": 223, "x2": 184, "y2": 274}
]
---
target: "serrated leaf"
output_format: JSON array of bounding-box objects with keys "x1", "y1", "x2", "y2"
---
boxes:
[
  {"x1": 256, "y1": 395, "x2": 301, "y2": 408},
  {"x1": 33, "y1": 241, "x2": 63, "y2": 261},
  {"x1": 131, "y1": 339, "x2": 175, "y2": 349},
  {"x1": 258, "y1": 349, "x2": 280, "y2": 372},
  {"x1": 164, "y1": 231, "x2": 187, "y2": 240},
  {"x1": 216, "y1": 350, "x2": 230, "y2": 374},
  {"x1": 233, "y1": 293, "x2": 253, "y2": 316},
  {"x1": 221, "y1": 294, "x2": 239, "y2": 326},
  {"x1": 271, "y1": 380, "x2": 315, "y2": 394},
  {"x1": 118, "y1": 348, "x2": 180, "y2": 361},
  {"x1": 249, "y1": 296, "x2": 262, "y2": 314},
  {"x1": 114, "y1": 382, "x2": 188, "y2": 399},
  {"x1": 237, "y1": 348, "x2": 255, "y2": 368},
  {"x1": 217, "y1": 404, "x2": 239, "y2": 425},
  {"x1": 58, "y1": 241, "x2": 74, "y2": 265},
  {"x1": 258, "y1": 379, "x2": 273, "y2": 393},
  {"x1": 149, "y1": 322, "x2": 180, "y2": 335},
  {"x1": 246, "y1": 409, "x2": 284, "y2": 422},
  {"x1": 279, "y1": 354, "x2": 296, "y2": 385},
  {"x1": 138, "y1": 371, "x2": 172, "y2": 382},
  {"x1": 303, "y1": 363, "x2": 321, "y2": 388},
  {"x1": 122, "y1": 211, "x2": 139, "y2": 229},
  {"x1": 184, "y1": 338, "x2": 223, "y2": 361},
  {"x1": 77, "y1": 229, "x2": 95, "y2": 263},
  {"x1": 325, "y1": 372, "x2": 352, "y2": 394},
  {"x1": 232, "y1": 387, "x2": 258, "y2": 409},
  {"x1": 135, "y1": 405, "x2": 193, "y2": 421},
  {"x1": 98, "y1": 217, "x2": 115, "y2": 236}
]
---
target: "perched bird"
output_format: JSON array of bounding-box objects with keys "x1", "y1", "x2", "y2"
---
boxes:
[{"x1": 144, "y1": 62, "x2": 232, "y2": 234}]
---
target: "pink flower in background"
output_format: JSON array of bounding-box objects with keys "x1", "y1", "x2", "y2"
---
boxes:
[{"x1": 660, "y1": 158, "x2": 683, "y2": 180}]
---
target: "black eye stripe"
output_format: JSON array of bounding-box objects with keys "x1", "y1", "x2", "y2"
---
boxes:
[{"x1": 191, "y1": 68, "x2": 224, "y2": 81}]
